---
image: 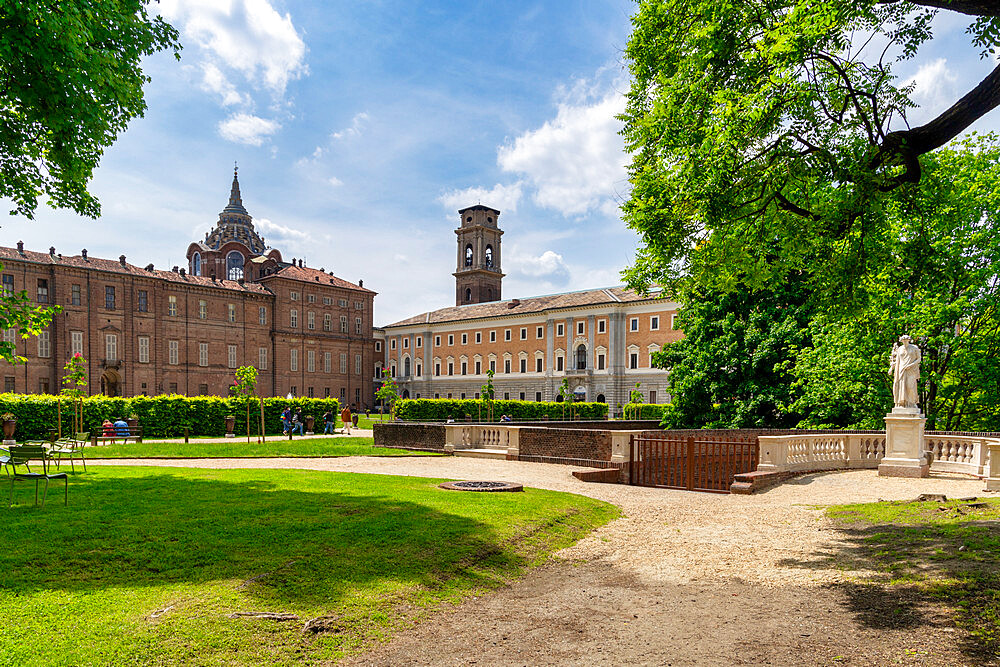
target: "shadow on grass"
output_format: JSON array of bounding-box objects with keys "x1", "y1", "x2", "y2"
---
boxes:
[
  {"x1": 0, "y1": 469, "x2": 523, "y2": 608},
  {"x1": 778, "y1": 509, "x2": 1000, "y2": 663}
]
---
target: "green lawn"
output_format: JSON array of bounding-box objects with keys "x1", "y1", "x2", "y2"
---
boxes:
[
  {"x1": 827, "y1": 497, "x2": 1000, "y2": 659},
  {"x1": 0, "y1": 466, "x2": 618, "y2": 665},
  {"x1": 87, "y1": 436, "x2": 436, "y2": 458}
]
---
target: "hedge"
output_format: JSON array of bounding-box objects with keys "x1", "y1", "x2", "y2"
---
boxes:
[
  {"x1": 620, "y1": 404, "x2": 667, "y2": 420},
  {"x1": 394, "y1": 398, "x2": 608, "y2": 422},
  {"x1": 0, "y1": 394, "x2": 339, "y2": 440}
]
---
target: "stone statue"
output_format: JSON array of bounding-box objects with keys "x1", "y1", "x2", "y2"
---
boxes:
[{"x1": 889, "y1": 335, "x2": 921, "y2": 409}]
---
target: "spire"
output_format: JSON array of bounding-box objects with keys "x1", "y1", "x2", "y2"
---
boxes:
[{"x1": 222, "y1": 162, "x2": 249, "y2": 216}]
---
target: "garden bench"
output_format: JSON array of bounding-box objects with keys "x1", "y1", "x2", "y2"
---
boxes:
[
  {"x1": 92, "y1": 426, "x2": 143, "y2": 445},
  {"x1": 8, "y1": 444, "x2": 67, "y2": 507}
]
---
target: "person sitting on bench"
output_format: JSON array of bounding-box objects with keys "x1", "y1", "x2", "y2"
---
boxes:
[{"x1": 113, "y1": 417, "x2": 129, "y2": 440}]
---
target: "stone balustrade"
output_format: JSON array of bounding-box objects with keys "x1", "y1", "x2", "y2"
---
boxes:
[{"x1": 443, "y1": 424, "x2": 522, "y2": 459}]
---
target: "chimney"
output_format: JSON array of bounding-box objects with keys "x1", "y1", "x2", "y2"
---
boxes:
[
  {"x1": 16, "y1": 241, "x2": 23, "y2": 254},
  {"x1": 508, "y1": 298, "x2": 520, "y2": 309},
  {"x1": 172, "y1": 266, "x2": 179, "y2": 273},
  {"x1": 179, "y1": 268, "x2": 186, "y2": 277},
  {"x1": 237, "y1": 277, "x2": 245, "y2": 285},
  {"x1": 49, "y1": 246, "x2": 55, "y2": 255},
  {"x1": 211, "y1": 273, "x2": 216, "y2": 282},
  {"x1": 119, "y1": 255, "x2": 126, "y2": 267},
  {"x1": 145, "y1": 263, "x2": 154, "y2": 271},
  {"x1": 358, "y1": 279, "x2": 363, "y2": 287},
  {"x1": 82, "y1": 249, "x2": 88, "y2": 260},
  {"x1": 299, "y1": 259, "x2": 303, "y2": 268}
]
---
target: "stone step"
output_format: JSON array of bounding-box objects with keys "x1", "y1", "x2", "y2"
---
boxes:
[{"x1": 453, "y1": 448, "x2": 508, "y2": 460}]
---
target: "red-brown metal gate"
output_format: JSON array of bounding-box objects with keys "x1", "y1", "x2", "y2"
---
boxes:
[{"x1": 628, "y1": 435, "x2": 759, "y2": 493}]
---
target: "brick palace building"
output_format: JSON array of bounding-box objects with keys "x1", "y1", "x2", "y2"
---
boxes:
[
  {"x1": 0, "y1": 169, "x2": 378, "y2": 405},
  {"x1": 380, "y1": 205, "x2": 681, "y2": 408}
]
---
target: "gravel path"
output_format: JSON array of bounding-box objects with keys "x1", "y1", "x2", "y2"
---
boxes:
[{"x1": 90, "y1": 457, "x2": 996, "y2": 665}]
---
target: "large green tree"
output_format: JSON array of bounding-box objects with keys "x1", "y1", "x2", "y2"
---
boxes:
[
  {"x1": 1, "y1": 0, "x2": 180, "y2": 219},
  {"x1": 621, "y1": 0, "x2": 1000, "y2": 301}
]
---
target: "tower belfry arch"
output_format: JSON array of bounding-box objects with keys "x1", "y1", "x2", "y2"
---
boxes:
[{"x1": 453, "y1": 205, "x2": 504, "y2": 306}]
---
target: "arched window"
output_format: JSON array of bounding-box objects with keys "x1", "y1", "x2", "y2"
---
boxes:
[
  {"x1": 192, "y1": 252, "x2": 201, "y2": 276},
  {"x1": 226, "y1": 251, "x2": 244, "y2": 281},
  {"x1": 465, "y1": 244, "x2": 473, "y2": 267},
  {"x1": 404, "y1": 357, "x2": 411, "y2": 377},
  {"x1": 487, "y1": 288, "x2": 492, "y2": 300},
  {"x1": 576, "y1": 345, "x2": 587, "y2": 370},
  {"x1": 485, "y1": 245, "x2": 493, "y2": 268},
  {"x1": 465, "y1": 288, "x2": 472, "y2": 302}
]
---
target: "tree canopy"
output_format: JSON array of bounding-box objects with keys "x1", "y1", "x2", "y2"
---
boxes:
[
  {"x1": 621, "y1": 0, "x2": 1000, "y2": 300},
  {"x1": 0, "y1": 0, "x2": 180, "y2": 219}
]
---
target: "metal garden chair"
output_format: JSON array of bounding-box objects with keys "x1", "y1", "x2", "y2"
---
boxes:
[
  {"x1": 7, "y1": 444, "x2": 68, "y2": 507},
  {"x1": 50, "y1": 431, "x2": 90, "y2": 473}
]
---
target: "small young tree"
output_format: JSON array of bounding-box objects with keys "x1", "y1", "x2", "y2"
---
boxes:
[
  {"x1": 233, "y1": 366, "x2": 259, "y2": 443},
  {"x1": 60, "y1": 353, "x2": 88, "y2": 436},
  {"x1": 557, "y1": 378, "x2": 571, "y2": 420},
  {"x1": 626, "y1": 383, "x2": 644, "y2": 421},
  {"x1": 376, "y1": 369, "x2": 401, "y2": 420},
  {"x1": 480, "y1": 369, "x2": 496, "y2": 422}
]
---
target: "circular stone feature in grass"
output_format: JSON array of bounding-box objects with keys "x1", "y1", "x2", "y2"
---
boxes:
[{"x1": 439, "y1": 480, "x2": 524, "y2": 492}]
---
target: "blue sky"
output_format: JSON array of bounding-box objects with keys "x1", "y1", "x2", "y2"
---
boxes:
[{"x1": 3, "y1": 1, "x2": 999, "y2": 325}]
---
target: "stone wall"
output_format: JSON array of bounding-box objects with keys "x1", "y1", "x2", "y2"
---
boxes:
[
  {"x1": 518, "y1": 427, "x2": 613, "y2": 462},
  {"x1": 373, "y1": 422, "x2": 447, "y2": 451}
]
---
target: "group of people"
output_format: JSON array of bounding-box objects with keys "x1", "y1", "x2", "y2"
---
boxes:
[
  {"x1": 281, "y1": 405, "x2": 358, "y2": 436},
  {"x1": 100, "y1": 417, "x2": 131, "y2": 442}
]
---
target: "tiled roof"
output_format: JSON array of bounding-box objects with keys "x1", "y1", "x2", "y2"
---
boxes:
[
  {"x1": 258, "y1": 264, "x2": 375, "y2": 293},
  {"x1": 384, "y1": 286, "x2": 663, "y2": 327},
  {"x1": 0, "y1": 246, "x2": 271, "y2": 294}
]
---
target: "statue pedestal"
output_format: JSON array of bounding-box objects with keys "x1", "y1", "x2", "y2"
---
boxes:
[{"x1": 879, "y1": 407, "x2": 929, "y2": 478}]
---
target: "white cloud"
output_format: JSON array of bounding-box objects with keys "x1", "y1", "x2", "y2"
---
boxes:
[
  {"x1": 159, "y1": 0, "x2": 307, "y2": 97},
  {"x1": 200, "y1": 62, "x2": 248, "y2": 107},
  {"x1": 498, "y1": 85, "x2": 627, "y2": 216},
  {"x1": 905, "y1": 58, "x2": 959, "y2": 123},
  {"x1": 218, "y1": 113, "x2": 280, "y2": 145},
  {"x1": 331, "y1": 112, "x2": 370, "y2": 140},
  {"x1": 438, "y1": 182, "x2": 524, "y2": 214},
  {"x1": 507, "y1": 249, "x2": 571, "y2": 285},
  {"x1": 328, "y1": 176, "x2": 343, "y2": 187}
]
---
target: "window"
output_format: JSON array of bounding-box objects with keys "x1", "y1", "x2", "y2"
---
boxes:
[
  {"x1": 138, "y1": 336, "x2": 150, "y2": 363},
  {"x1": 105, "y1": 286, "x2": 116, "y2": 309},
  {"x1": 70, "y1": 331, "x2": 83, "y2": 356},
  {"x1": 103, "y1": 333, "x2": 116, "y2": 361},
  {"x1": 259, "y1": 306, "x2": 267, "y2": 325},
  {"x1": 39, "y1": 378, "x2": 49, "y2": 394},
  {"x1": 577, "y1": 321, "x2": 584, "y2": 335},
  {"x1": 536, "y1": 392, "x2": 542, "y2": 402},
  {"x1": 598, "y1": 319, "x2": 606, "y2": 334},
  {"x1": 38, "y1": 330, "x2": 51, "y2": 358},
  {"x1": 199, "y1": 343, "x2": 209, "y2": 367},
  {"x1": 355, "y1": 301, "x2": 363, "y2": 310},
  {"x1": 324, "y1": 314, "x2": 332, "y2": 331},
  {"x1": 192, "y1": 252, "x2": 201, "y2": 276},
  {"x1": 340, "y1": 387, "x2": 346, "y2": 399},
  {"x1": 519, "y1": 392, "x2": 525, "y2": 401},
  {"x1": 324, "y1": 352, "x2": 332, "y2": 373},
  {"x1": 464, "y1": 244, "x2": 473, "y2": 266},
  {"x1": 576, "y1": 346, "x2": 587, "y2": 370},
  {"x1": 1, "y1": 274, "x2": 12, "y2": 295},
  {"x1": 672, "y1": 313, "x2": 679, "y2": 330},
  {"x1": 355, "y1": 354, "x2": 362, "y2": 375},
  {"x1": 355, "y1": 317, "x2": 362, "y2": 334},
  {"x1": 307, "y1": 350, "x2": 315, "y2": 372},
  {"x1": 650, "y1": 391, "x2": 657, "y2": 404},
  {"x1": 475, "y1": 360, "x2": 481, "y2": 374},
  {"x1": 168, "y1": 295, "x2": 177, "y2": 316},
  {"x1": 447, "y1": 362, "x2": 454, "y2": 375},
  {"x1": 307, "y1": 294, "x2": 316, "y2": 303},
  {"x1": 556, "y1": 355, "x2": 564, "y2": 372},
  {"x1": 259, "y1": 347, "x2": 268, "y2": 370},
  {"x1": 415, "y1": 363, "x2": 421, "y2": 377},
  {"x1": 489, "y1": 358, "x2": 496, "y2": 373},
  {"x1": 520, "y1": 328, "x2": 527, "y2": 340},
  {"x1": 465, "y1": 287, "x2": 472, "y2": 303},
  {"x1": 536, "y1": 357, "x2": 543, "y2": 372},
  {"x1": 226, "y1": 251, "x2": 244, "y2": 280},
  {"x1": 403, "y1": 338, "x2": 409, "y2": 349},
  {"x1": 325, "y1": 387, "x2": 331, "y2": 397},
  {"x1": 485, "y1": 245, "x2": 493, "y2": 267},
  {"x1": 390, "y1": 338, "x2": 396, "y2": 350},
  {"x1": 630, "y1": 353, "x2": 638, "y2": 369},
  {"x1": 290, "y1": 291, "x2": 300, "y2": 301},
  {"x1": 199, "y1": 384, "x2": 209, "y2": 396},
  {"x1": 229, "y1": 344, "x2": 238, "y2": 369},
  {"x1": 503, "y1": 392, "x2": 509, "y2": 400},
  {"x1": 461, "y1": 361, "x2": 467, "y2": 375},
  {"x1": 307, "y1": 386, "x2": 314, "y2": 398},
  {"x1": 70, "y1": 284, "x2": 81, "y2": 305},
  {"x1": 168, "y1": 340, "x2": 179, "y2": 365},
  {"x1": 504, "y1": 359, "x2": 511, "y2": 374},
  {"x1": 519, "y1": 358, "x2": 526, "y2": 373},
  {"x1": 504, "y1": 329, "x2": 511, "y2": 341},
  {"x1": 435, "y1": 363, "x2": 441, "y2": 376},
  {"x1": 537, "y1": 326, "x2": 543, "y2": 338},
  {"x1": 290, "y1": 309, "x2": 298, "y2": 328},
  {"x1": 199, "y1": 300, "x2": 207, "y2": 319},
  {"x1": 416, "y1": 336, "x2": 422, "y2": 347},
  {"x1": 461, "y1": 333, "x2": 467, "y2": 345},
  {"x1": 340, "y1": 315, "x2": 347, "y2": 333},
  {"x1": 630, "y1": 318, "x2": 639, "y2": 332},
  {"x1": 597, "y1": 353, "x2": 606, "y2": 370},
  {"x1": 137, "y1": 290, "x2": 148, "y2": 313},
  {"x1": 307, "y1": 311, "x2": 315, "y2": 330},
  {"x1": 37, "y1": 279, "x2": 48, "y2": 303},
  {"x1": 290, "y1": 386, "x2": 298, "y2": 397},
  {"x1": 4, "y1": 377, "x2": 13, "y2": 393},
  {"x1": 434, "y1": 335, "x2": 441, "y2": 347},
  {"x1": 338, "y1": 298, "x2": 347, "y2": 307},
  {"x1": 3, "y1": 328, "x2": 14, "y2": 344},
  {"x1": 225, "y1": 303, "x2": 234, "y2": 323},
  {"x1": 323, "y1": 297, "x2": 332, "y2": 305},
  {"x1": 650, "y1": 316, "x2": 660, "y2": 331},
  {"x1": 340, "y1": 353, "x2": 347, "y2": 374},
  {"x1": 489, "y1": 331, "x2": 496, "y2": 342},
  {"x1": 556, "y1": 323, "x2": 564, "y2": 336},
  {"x1": 375, "y1": 341, "x2": 382, "y2": 352},
  {"x1": 290, "y1": 349, "x2": 298, "y2": 371},
  {"x1": 448, "y1": 334, "x2": 454, "y2": 346}
]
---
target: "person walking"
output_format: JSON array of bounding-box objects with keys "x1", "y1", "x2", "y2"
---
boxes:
[
  {"x1": 280, "y1": 407, "x2": 292, "y2": 435},
  {"x1": 291, "y1": 408, "x2": 304, "y2": 435},
  {"x1": 340, "y1": 404, "x2": 352, "y2": 435},
  {"x1": 322, "y1": 410, "x2": 334, "y2": 435}
]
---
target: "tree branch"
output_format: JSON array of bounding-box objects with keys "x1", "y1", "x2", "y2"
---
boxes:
[{"x1": 881, "y1": 0, "x2": 1000, "y2": 18}]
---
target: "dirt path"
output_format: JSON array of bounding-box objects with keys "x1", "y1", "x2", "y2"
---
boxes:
[{"x1": 91, "y1": 457, "x2": 995, "y2": 665}]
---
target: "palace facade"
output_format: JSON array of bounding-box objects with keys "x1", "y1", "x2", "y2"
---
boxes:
[
  {"x1": 0, "y1": 170, "x2": 378, "y2": 405},
  {"x1": 381, "y1": 206, "x2": 680, "y2": 408}
]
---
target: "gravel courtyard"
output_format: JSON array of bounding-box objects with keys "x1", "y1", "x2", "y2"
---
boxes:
[{"x1": 92, "y1": 456, "x2": 995, "y2": 665}]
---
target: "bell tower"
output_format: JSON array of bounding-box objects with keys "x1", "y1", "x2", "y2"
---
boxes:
[{"x1": 454, "y1": 205, "x2": 503, "y2": 305}]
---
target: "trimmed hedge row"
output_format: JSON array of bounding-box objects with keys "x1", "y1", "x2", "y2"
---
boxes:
[
  {"x1": 621, "y1": 404, "x2": 667, "y2": 420},
  {"x1": 0, "y1": 394, "x2": 339, "y2": 440},
  {"x1": 394, "y1": 398, "x2": 608, "y2": 422}
]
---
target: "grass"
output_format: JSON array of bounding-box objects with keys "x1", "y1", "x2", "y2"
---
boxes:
[
  {"x1": 0, "y1": 466, "x2": 619, "y2": 665},
  {"x1": 826, "y1": 497, "x2": 1000, "y2": 659},
  {"x1": 84, "y1": 437, "x2": 437, "y2": 459}
]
